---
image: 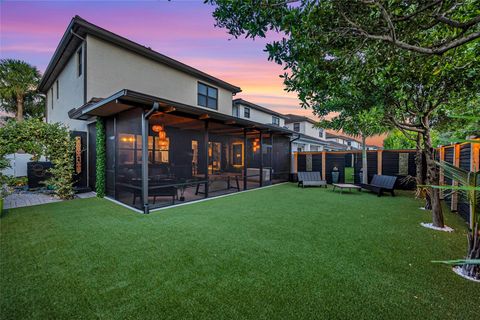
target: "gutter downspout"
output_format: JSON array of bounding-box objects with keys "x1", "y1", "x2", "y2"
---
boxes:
[{"x1": 142, "y1": 102, "x2": 159, "y2": 214}]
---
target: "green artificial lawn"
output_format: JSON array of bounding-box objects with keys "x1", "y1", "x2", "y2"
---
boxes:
[{"x1": 1, "y1": 184, "x2": 478, "y2": 319}]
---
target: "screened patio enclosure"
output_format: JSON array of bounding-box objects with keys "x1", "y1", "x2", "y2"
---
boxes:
[{"x1": 70, "y1": 90, "x2": 292, "y2": 213}]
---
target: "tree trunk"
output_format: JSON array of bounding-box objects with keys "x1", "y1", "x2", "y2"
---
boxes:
[
  {"x1": 362, "y1": 135, "x2": 368, "y2": 184},
  {"x1": 16, "y1": 93, "x2": 24, "y2": 121},
  {"x1": 423, "y1": 127, "x2": 444, "y2": 228},
  {"x1": 415, "y1": 133, "x2": 431, "y2": 209}
]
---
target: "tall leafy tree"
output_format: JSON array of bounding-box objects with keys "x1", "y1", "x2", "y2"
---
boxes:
[
  {"x1": 207, "y1": 0, "x2": 479, "y2": 228},
  {"x1": 320, "y1": 107, "x2": 387, "y2": 183},
  {"x1": 383, "y1": 129, "x2": 418, "y2": 150},
  {"x1": 0, "y1": 59, "x2": 42, "y2": 121},
  {"x1": 208, "y1": 0, "x2": 480, "y2": 55}
]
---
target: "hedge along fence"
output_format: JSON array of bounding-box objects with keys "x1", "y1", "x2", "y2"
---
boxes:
[
  {"x1": 0, "y1": 119, "x2": 75, "y2": 199},
  {"x1": 437, "y1": 139, "x2": 480, "y2": 225},
  {"x1": 293, "y1": 149, "x2": 417, "y2": 187}
]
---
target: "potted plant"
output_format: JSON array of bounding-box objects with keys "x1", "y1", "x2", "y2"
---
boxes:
[{"x1": 331, "y1": 166, "x2": 340, "y2": 184}]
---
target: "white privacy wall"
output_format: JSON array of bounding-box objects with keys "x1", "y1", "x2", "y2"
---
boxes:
[{"x1": 1, "y1": 154, "x2": 46, "y2": 177}]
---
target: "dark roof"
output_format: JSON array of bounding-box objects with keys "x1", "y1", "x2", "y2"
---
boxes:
[
  {"x1": 39, "y1": 16, "x2": 241, "y2": 94},
  {"x1": 68, "y1": 89, "x2": 295, "y2": 136},
  {"x1": 284, "y1": 114, "x2": 318, "y2": 125},
  {"x1": 233, "y1": 99, "x2": 285, "y2": 118},
  {"x1": 326, "y1": 132, "x2": 361, "y2": 144}
]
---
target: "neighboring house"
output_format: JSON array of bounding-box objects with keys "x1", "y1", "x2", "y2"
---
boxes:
[
  {"x1": 326, "y1": 133, "x2": 362, "y2": 150},
  {"x1": 232, "y1": 99, "x2": 286, "y2": 127},
  {"x1": 284, "y1": 114, "x2": 335, "y2": 152},
  {"x1": 38, "y1": 16, "x2": 292, "y2": 213}
]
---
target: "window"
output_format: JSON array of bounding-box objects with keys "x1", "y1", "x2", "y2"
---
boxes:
[
  {"x1": 318, "y1": 129, "x2": 324, "y2": 138},
  {"x1": 244, "y1": 107, "x2": 250, "y2": 118},
  {"x1": 197, "y1": 82, "x2": 217, "y2": 109},
  {"x1": 347, "y1": 141, "x2": 352, "y2": 146},
  {"x1": 50, "y1": 88, "x2": 53, "y2": 109},
  {"x1": 272, "y1": 116, "x2": 280, "y2": 126},
  {"x1": 77, "y1": 47, "x2": 83, "y2": 76},
  {"x1": 293, "y1": 122, "x2": 300, "y2": 132},
  {"x1": 232, "y1": 105, "x2": 239, "y2": 117},
  {"x1": 56, "y1": 80, "x2": 59, "y2": 99}
]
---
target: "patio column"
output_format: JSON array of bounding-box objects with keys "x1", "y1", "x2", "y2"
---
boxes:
[
  {"x1": 259, "y1": 131, "x2": 263, "y2": 187},
  {"x1": 141, "y1": 110, "x2": 149, "y2": 214},
  {"x1": 204, "y1": 120, "x2": 209, "y2": 198},
  {"x1": 243, "y1": 128, "x2": 248, "y2": 190}
]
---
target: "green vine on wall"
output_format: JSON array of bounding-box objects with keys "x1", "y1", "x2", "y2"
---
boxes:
[
  {"x1": 95, "y1": 118, "x2": 106, "y2": 198},
  {"x1": 0, "y1": 119, "x2": 75, "y2": 199}
]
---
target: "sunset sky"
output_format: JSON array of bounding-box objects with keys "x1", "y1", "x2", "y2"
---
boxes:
[{"x1": 1, "y1": 1, "x2": 384, "y2": 145}]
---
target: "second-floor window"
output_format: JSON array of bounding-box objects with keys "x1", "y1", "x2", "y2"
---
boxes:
[
  {"x1": 77, "y1": 47, "x2": 83, "y2": 76},
  {"x1": 318, "y1": 129, "x2": 323, "y2": 138},
  {"x1": 232, "y1": 105, "x2": 239, "y2": 117},
  {"x1": 56, "y1": 80, "x2": 59, "y2": 99},
  {"x1": 244, "y1": 107, "x2": 250, "y2": 118},
  {"x1": 293, "y1": 122, "x2": 300, "y2": 132},
  {"x1": 50, "y1": 88, "x2": 54, "y2": 109},
  {"x1": 272, "y1": 116, "x2": 280, "y2": 126},
  {"x1": 197, "y1": 82, "x2": 218, "y2": 109}
]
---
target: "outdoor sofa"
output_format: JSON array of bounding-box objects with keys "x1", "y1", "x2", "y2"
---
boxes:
[
  {"x1": 297, "y1": 171, "x2": 327, "y2": 188},
  {"x1": 360, "y1": 174, "x2": 397, "y2": 196}
]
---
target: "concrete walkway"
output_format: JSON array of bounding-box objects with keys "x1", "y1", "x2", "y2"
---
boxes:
[
  {"x1": 4, "y1": 192, "x2": 60, "y2": 209},
  {"x1": 4, "y1": 191, "x2": 96, "y2": 209}
]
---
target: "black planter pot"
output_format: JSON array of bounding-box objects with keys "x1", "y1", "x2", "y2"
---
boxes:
[{"x1": 27, "y1": 161, "x2": 53, "y2": 189}]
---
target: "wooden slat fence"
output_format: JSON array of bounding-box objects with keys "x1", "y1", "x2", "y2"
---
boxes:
[{"x1": 293, "y1": 140, "x2": 480, "y2": 226}]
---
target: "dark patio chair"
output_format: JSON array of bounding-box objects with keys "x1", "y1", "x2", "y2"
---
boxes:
[
  {"x1": 297, "y1": 171, "x2": 327, "y2": 188},
  {"x1": 359, "y1": 174, "x2": 397, "y2": 197}
]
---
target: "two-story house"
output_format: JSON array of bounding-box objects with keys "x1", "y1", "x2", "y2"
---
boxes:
[
  {"x1": 38, "y1": 16, "x2": 292, "y2": 213},
  {"x1": 284, "y1": 114, "x2": 334, "y2": 152},
  {"x1": 232, "y1": 99, "x2": 286, "y2": 127}
]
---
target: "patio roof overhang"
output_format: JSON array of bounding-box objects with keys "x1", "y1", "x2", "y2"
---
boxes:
[{"x1": 68, "y1": 89, "x2": 295, "y2": 135}]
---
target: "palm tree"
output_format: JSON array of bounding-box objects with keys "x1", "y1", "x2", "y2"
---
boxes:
[{"x1": 0, "y1": 59, "x2": 41, "y2": 121}]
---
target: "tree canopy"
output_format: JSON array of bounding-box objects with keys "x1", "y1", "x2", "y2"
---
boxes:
[{"x1": 209, "y1": 0, "x2": 480, "y2": 55}]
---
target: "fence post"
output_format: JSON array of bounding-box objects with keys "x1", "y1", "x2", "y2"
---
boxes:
[
  {"x1": 377, "y1": 150, "x2": 383, "y2": 175},
  {"x1": 470, "y1": 140, "x2": 480, "y2": 229},
  {"x1": 322, "y1": 151, "x2": 327, "y2": 181},
  {"x1": 439, "y1": 147, "x2": 445, "y2": 200},
  {"x1": 293, "y1": 152, "x2": 298, "y2": 174},
  {"x1": 451, "y1": 144, "x2": 460, "y2": 212}
]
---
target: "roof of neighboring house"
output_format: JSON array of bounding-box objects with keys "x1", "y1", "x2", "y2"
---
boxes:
[
  {"x1": 39, "y1": 16, "x2": 241, "y2": 94},
  {"x1": 293, "y1": 134, "x2": 329, "y2": 146},
  {"x1": 233, "y1": 99, "x2": 285, "y2": 118},
  {"x1": 326, "y1": 132, "x2": 362, "y2": 144},
  {"x1": 283, "y1": 114, "x2": 318, "y2": 125}
]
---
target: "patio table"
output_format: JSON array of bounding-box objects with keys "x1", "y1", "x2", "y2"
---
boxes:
[{"x1": 332, "y1": 183, "x2": 362, "y2": 193}]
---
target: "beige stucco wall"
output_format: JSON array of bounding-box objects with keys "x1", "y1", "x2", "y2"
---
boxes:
[
  {"x1": 86, "y1": 35, "x2": 235, "y2": 115},
  {"x1": 46, "y1": 43, "x2": 86, "y2": 131}
]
